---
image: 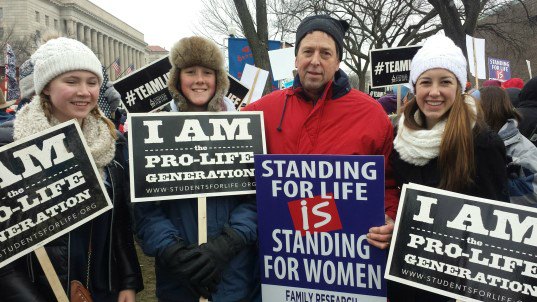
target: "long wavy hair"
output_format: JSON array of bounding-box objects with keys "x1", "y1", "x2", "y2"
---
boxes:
[
  {"x1": 480, "y1": 86, "x2": 522, "y2": 133},
  {"x1": 402, "y1": 85, "x2": 485, "y2": 192},
  {"x1": 40, "y1": 92, "x2": 117, "y2": 139}
]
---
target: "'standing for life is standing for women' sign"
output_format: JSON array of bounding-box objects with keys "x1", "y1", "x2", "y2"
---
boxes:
[{"x1": 255, "y1": 155, "x2": 387, "y2": 302}]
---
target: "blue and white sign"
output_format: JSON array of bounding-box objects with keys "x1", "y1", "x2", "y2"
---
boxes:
[
  {"x1": 488, "y1": 57, "x2": 511, "y2": 81},
  {"x1": 228, "y1": 37, "x2": 281, "y2": 90},
  {"x1": 255, "y1": 155, "x2": 387, "y2": 302}
]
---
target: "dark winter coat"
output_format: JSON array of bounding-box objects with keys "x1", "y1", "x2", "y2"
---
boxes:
[
  {"x1": 517, "y1": 76, "x2": 537, "y2": 146},
  {"x1": 0, "y1": 121, "x2": 143, "y2": 301},
  {"x1": 134, "y1": 98, "x2": 258, "y2": 302},
  {"x1": 0, "y1": 110, "x2": 15, "y2": 124},
  {"x1": 134, "y1": 195, "x2": 258, "y2": 302},
  {"x1": 390, "y1": 125, "x2": 509, "y2": 201},
  {"x1": 388, "y1": 126, "x2": 509, "y2": 302}
]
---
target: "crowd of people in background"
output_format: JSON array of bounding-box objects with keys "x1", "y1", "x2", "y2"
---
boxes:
[{"x1": 1, "y1": 13, "x2": 537, "y2": 302}]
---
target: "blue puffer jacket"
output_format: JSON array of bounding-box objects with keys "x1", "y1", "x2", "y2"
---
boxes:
[
  {"x1": 135, "y1": 89, "x2": 259, "y2": 301},
  {"x1": 134, "y1": 195, "x2": 258, "y2": 301}
]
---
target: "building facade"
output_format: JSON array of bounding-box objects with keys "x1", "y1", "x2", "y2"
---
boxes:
[
  {"x1": 145, "y1": 45, "x2": 169, "y2": 66},
  {"x1": 0, "y1": 0, "x2": 148, "y2": 80}
]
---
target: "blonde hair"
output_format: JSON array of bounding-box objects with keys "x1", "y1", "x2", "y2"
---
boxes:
[
  {"x1": 40, "y1": 92, "x2": 117, "y2": 140},
  {"x1": 402, "y1": 85, "x2": 485, "y2": 192}
]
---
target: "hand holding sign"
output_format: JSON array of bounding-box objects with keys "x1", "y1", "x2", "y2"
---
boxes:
[
  {"x1": 367, "y1": 214, "x2": 394, "y2": 250},
  {"x1": 0, "y1": 121, "x2": 112, "y2": 301},
  {"x1": 386, "y1": 183, "x2": 537, "y2": 302}
]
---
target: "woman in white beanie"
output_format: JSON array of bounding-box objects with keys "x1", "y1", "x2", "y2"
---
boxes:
[
  {"x1": 388, "y1": 35, "x2": 509, "y2": 301},
  {"x1": 134, "y1": 36, "x2": 258, "y2": 302},
  {"x1": 0, "y1": 37, "x2": 143, "y2": 302}
]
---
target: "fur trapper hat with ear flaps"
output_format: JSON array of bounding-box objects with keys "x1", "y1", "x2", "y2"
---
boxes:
[{"x1": 167, "y1": 36, "x2": 229, "y2": 112}]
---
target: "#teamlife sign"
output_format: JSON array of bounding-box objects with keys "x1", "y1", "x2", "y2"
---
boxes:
[
  {"x1": 368, "y1": 86, "x2": 387, "y2": 100},
  {"x1": 113, "y1": 54, "x2": 251, "y2": 113},
  {"x1": 226, "y1": 75, "x2": 250, "y2": 110},
  {"x1": 255, "y1": 155, "x2": 387, "y2": 302},
  {"x1": 128, "y1": 112, "x2": 266, "y2": 202},
  {"x1": 369, "y1": 45, "x2": 421, "y2": 88},
  {"x1": 114, "y1": 56, "x2": 173, "y2": 113},
  {"x1": 0, "y1": 121, "x2": 112, "y2": 268},
  {"x1": 386, "y1": 183, "x2": 537, "y2": 302}
]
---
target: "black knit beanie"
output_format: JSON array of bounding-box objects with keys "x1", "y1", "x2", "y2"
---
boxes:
[{"x1": 295, "y1": 15, "x2": 350, "y2": 61}]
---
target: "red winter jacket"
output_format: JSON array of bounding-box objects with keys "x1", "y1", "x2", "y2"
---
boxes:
[{"x1": 243, "y1": 70, "x2": 399, "y2": 219}]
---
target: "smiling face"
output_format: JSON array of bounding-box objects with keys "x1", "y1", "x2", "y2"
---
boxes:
[
  {"x1": 43, "y1": 70, "x2": 100, "y2": 123},
  {"x1": 415, "y1": 68, "x2": 459, "y2": 129},
  {"x1": 180, "y1": 66, "x2": 216, "y2": 111},
  {"x1": 295, "y1": 31, "x2": 340, "y2": 100}
]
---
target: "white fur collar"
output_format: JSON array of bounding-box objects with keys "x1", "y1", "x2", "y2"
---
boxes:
[{"x1": 14, "y1": 96, "x2": 116, "y2": 175}]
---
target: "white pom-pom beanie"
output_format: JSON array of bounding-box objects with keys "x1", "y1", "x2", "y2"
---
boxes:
[
  {"x1": 31, "y1": 37, "x2": 103, "y2": 95},
  {"x1": 409, "y1": 34, "x2": 467, "y2": 93}
]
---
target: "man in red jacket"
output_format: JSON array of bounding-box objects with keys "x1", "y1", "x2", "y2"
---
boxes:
[{"x1": 243, "y1": 14, "x2": 397, "y2": 249}]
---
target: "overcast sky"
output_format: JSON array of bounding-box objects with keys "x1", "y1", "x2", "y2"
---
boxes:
[{"x1": 88, "y1": 0, "x2": 204, "y2": 50}]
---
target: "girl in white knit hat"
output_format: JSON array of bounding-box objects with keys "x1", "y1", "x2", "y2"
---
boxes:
[
  {"x1": 388, "y1": 34, "x2": 509, "y2": 301},
  {"x1": 0, "y1": 37, "x2": 143, "y2": 302}
]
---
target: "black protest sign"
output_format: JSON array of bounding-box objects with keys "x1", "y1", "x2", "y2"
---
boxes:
[
  {"x1": 386, "y1": 183, "x2": 537, "y2": 302},
  {"x1": 368, "y1": 86, "x2": 387, "y2": 100},
  {"x1": 128, "y1": 112, "x2": 266, "y2": 202},
  {"x1": 226, "y1": 75, "x2": 250, "y2": 110},
  {"x1": 0, "y1": 121, "x2": 112, "y2": 268},
  {"x1": 114, "y1": 56, "x2": 172, "y2": 113},
  {"x1": 369, "y1": 46, "x2": 421, "y2": 88}
]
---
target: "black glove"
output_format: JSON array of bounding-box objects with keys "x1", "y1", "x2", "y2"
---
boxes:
[
  {"x1": 158, "y1": 238, "x2": 199, "y2": 281},
  {"x1": 184, "y1": 281, "x2": 213, "y2": 299},
  {"x1": 181, "y1": 227, "x2": 247, "y2": 292},
  {"x1": 507, "y1": 162, "x2": 523, "y2": 179}
]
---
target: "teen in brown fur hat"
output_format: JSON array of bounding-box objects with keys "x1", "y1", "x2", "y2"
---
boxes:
[
  {"x1": 134, "y1": 36, "x2": 258, "y2": 302},
  {"x1": 167, "y1": 36, "x2": 233, "y2": 112}
]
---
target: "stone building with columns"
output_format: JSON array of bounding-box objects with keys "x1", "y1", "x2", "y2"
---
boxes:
[
  {"x1": 146, "y1": 45, "x2": 169, "y2": 65},
  {"x1": 0, "y1": 0, "x2": 147, "y2": 80}
]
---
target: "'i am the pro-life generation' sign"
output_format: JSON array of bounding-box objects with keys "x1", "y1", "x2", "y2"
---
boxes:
[
  {"x1": 128, "y1": 112, "x2": 266, "y2": 202},
  {"x1": 386, "y1": 183, "x2": 537, "y2": 302},
  {"x1": 369, "y1": 45, "x2": 421, "y2": 88},
  {"x1": 0, "y1": 121, "x2": 112, "y2": 268},
  {"x1": 255, "y1": 155, "x2": 387, "y2": 302}
]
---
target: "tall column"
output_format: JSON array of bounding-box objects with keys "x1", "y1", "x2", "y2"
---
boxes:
[
  {"x1": 135, "y1": 50, "x2": 140, "y2": 69},
  {"x1": 126, "y1": 47, "x2": 130, "y2": 67},
  {"x1": 103, "y1": 35, "x2": 110, "y2": 68},
  {"x1": 113, "y1": 40, "x2": 119, "y2": 80},
  {"x1": 139, "y1": 51, "x2": 145, "y2": 68},
  {"x1": 67, "y1": 19, "x2": 75, "y2": 39},
  {"x1": 128, "y1": 47, "x2": 133, "y2": 69},
  {"x1": 84, "y1": 26, "x2": 91, "y2": 47},
  {"x1": 116, "y1": 41, "x2": 122, "y2": 79},
  {"x1": 121, "y1": 43, "x2": 126, "y2": 75},
  {"x1": 97, "y1": 32, "x2": 104, "y2": 64},
  {"x1": 109, "y1": 37, "x2": 114, "y2": 68},
  {"x1": 91, "y1": 30, "x2": 98, "y2": 53},
  {"x1": 77, "y1": 23, "x2": 84, "y2": 43}
]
